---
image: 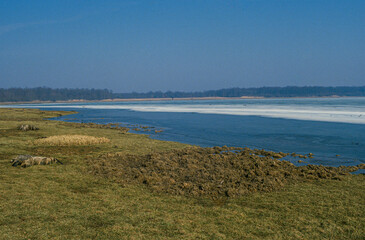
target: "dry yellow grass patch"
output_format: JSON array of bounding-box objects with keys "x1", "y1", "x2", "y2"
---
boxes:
[{"x1": 35, "y1": 135, "x2": 110, "y2": 146}]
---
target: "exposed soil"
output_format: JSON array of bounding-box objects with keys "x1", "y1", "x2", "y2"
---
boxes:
[{"x1": 89, "y1": 146, "x2": 365, "y2": 198}]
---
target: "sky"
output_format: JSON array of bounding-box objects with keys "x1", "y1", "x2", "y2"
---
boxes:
[{"x1": 0, "y1": 0, "x2": 364, "y2": 92}]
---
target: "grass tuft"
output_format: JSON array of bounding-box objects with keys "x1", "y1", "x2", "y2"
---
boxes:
[{"x1": 34, "y1": 135, "x2": 110, "y2": 146}]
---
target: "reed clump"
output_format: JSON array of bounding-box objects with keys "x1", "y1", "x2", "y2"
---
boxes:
[{"x1": 35, "y1": 135, "x2": 110, "y2": 146}]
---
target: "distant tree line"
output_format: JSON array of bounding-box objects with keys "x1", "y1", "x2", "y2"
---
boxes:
[
  {"x1": 0, "y1": 86, "x2": 365, "y2": 102},
  {"x1": 114, "y1": 86, "x2": 365, "y2": 99},
  {"x1": 0, "y1": 87, "x2": 113, "y2": 102}
]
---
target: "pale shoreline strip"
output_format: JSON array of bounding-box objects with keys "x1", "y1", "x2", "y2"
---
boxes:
[{"x1": 1, "y1": 95, "x2": 363, "y2": 105}]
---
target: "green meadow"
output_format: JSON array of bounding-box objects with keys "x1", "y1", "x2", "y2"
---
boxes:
[{"x1": 0, "y1": 108, "x2": 364, "y2": 239}]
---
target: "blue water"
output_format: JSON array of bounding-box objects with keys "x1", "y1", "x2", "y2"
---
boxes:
[{"x1": 3, "y1": 97, "x2": 365, "y2": 168}]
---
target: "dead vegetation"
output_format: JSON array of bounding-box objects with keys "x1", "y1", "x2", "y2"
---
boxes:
[
  {"x1": 34, "y1": 135, "x2": 110, "y2": 146},
  {"x1": 89, "y1": 146, "x2": 365, "y2": 198},
  {"x1": 11, "y1": 155, "x2": 63, "y2": 167},
  {"x1": 60, "y1": 122, "x2": 129, "y2": 133}
]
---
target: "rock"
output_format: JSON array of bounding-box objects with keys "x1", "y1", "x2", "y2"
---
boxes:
[
  {"x1": 18, "y1": 124, "x2": 39, "y2": 131},
  {"x1": 11, "y1": 155, "x2": 62, "y2": 168},
  {"x1": 11, "y1": 155, "x2": 32, "y2": 164}
]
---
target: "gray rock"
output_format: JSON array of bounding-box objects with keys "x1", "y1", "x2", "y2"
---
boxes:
[
  {"x1": 11, "y1": 155, "x2": 62, "y2": 167},
  {"x1": 18, "y1": 124, "x2": 39, "y2": 131}
]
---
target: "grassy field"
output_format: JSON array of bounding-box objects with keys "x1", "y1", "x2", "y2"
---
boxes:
[{"x1": 0, "y1": 108, "x2": 364, "y2": 239}]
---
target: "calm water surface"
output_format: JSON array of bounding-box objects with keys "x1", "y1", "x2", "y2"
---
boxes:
[{"x1": 3, "y1": 97, "x2": 365, "y2": 168}]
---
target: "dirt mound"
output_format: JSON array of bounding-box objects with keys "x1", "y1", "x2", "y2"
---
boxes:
[{"x1": 89, "y1": 146, "x2": 364, "y2": 198}]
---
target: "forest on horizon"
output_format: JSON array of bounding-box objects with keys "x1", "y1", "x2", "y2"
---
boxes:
[{"x1": 1, "y1": 86, "x2": 365, "y2": 102}]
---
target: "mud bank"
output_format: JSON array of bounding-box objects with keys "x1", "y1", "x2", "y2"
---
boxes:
[{"x1": 89, "y1": 146, "x2": 364, "y2": 198}]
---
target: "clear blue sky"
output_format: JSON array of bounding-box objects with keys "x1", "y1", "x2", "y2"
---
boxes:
[{"x1": 0, "y1": 0, "x2": 364, "y2": 92}]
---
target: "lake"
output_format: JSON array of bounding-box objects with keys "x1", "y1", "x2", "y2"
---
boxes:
[{"x1": 3, "y1": 97, "x2": 365, "y2": 168}]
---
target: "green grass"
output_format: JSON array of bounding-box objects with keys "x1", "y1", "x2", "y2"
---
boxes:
[{"x1": 0, "y1": 108, "x2": 364, "y2": 239}]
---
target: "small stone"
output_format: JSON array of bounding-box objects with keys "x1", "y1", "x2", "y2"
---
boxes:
[{"x1": 18, "y1": 124, "x2": 39, "y2": 131}]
